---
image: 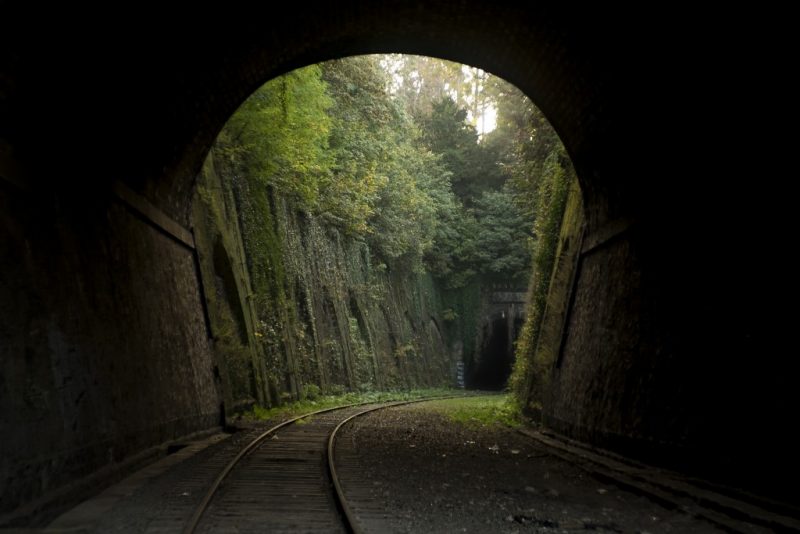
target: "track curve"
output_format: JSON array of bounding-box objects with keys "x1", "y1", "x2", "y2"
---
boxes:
[{"x1": 184, "y1": 396, "x2": 458, "y2": 534}]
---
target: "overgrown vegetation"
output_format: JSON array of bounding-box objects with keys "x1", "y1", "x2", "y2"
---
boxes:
[
  {"x1": 424, "y1": 394, "x2": 523, "y2": 428},
  {"x1": 200, "y1": 54, "x2": 576, "y2": 412},
  {"x1": 247, "y1": 388, "x2": 458, "y2": 422},
  {"x1": 508, "y1": 147, "x2": 574, "y2": 408},
  {"x1": 510, "y1": 182, "x2": 583, "y2": 411},
  {"x1": 219, "y1": 56, "x2": 550, "y2": 284}
]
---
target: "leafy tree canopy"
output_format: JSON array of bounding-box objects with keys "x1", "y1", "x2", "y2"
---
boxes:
[{"x1": 217, "y1": 55, "x2": 574, "y2": 286}]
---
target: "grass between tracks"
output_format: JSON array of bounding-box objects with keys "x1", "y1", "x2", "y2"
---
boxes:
[
  {"x1": 423, "y1": 394, "x2": 523, "y2": 429},
  {"x1": 245, "y1": 388, "x2": 459, "y2": 422}
]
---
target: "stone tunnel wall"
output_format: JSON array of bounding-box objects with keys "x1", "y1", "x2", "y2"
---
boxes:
[
  {"x1": 192, "y1": 149, "x2": 455, "y2": 412},
  {"x1": 525, "y1": 181, "x2": 797, "y2": 501},
  {"x1": 2, "y1": 0, "x2": 796, "y2": 514},
  {"x1": 0, "y1": 181, "x2": 221, "y2": 518}
]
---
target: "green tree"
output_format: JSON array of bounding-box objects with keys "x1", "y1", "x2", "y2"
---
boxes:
[
  {"x1": 472, "y1": 188, "x2": 531, "y2": 282},
  {"x1": 318, "y1": 56, "x2": 395, "y2": 234},
  {"x1": 383, "y1": 54, "x2": 464, "y2": 119},
  {"x1": 219, "y1": 65, "x2": 332, "y2": 210},
  {"x1": 211, "y1": 53, "x2": 576, "y2": 408},
  {"x1": 419, "y1": 97, "x2": 504, "y2": 203},
  {"x1": 321, "y1": 56, "x2": 454, "y2": 270}
]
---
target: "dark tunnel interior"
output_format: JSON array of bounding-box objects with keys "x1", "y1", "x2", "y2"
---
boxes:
[
  {"x1": 467, "y1": 315, "x2": 521, "y2": 390},
  {"x1": 1, "y1": 3, "x2": 797, "y2": 526}
]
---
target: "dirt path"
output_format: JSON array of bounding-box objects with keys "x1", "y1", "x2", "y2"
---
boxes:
[{"x1": 335, "y1": 397, "x2": 724, "y2": 533}]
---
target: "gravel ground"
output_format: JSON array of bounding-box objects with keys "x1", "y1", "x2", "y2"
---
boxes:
[{"x1": 336, "y1": 398, "x2": 723, "y2": 533}]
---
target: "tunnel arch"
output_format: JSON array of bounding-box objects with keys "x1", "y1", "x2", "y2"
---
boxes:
[
  {"x1": 181, "y1": 40, "x2": 595, "y2": 214},
  {"x1": 3, "y1": 1, "x2": 795, "y2": 519},
  {"x1": 181, "y1": 42, "x2": 597, "y2": 208},
  {"x1": 14, "y1": 2, "x2": 623, "y2": 232},
  {"x1": 164, "y1": 16, "x2": 791, "y2": 501}
]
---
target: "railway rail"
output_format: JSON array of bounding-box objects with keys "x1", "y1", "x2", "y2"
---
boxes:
[{"x1": 182, "y1": 396, "x2": 455, "y2": 534}]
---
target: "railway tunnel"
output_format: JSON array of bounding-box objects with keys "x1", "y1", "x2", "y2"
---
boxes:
[
  {"x1": 1, "y1": 1, "x2": 796, "y2": 520},
  {"x1": 466, "y1": 288, "x2": 526, "y2": 391}
]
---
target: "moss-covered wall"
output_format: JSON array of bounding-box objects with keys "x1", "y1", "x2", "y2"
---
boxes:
[
  {"x1": 192, "y1": 150, "x2": 454, "y2": 411},
  {"x1": 192, "y1": 152, "x2": 264, "y2": 414},
  {"x1": 524, "y1": 182, "x2": 585, "y2": 411}
]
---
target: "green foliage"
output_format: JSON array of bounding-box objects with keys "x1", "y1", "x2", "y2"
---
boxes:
[
  {"x1": 211, "y1": 54, "x2": 575, "y2": 412},
  {"x1": 471, "y1": 188, "x2": 531, "y2": 282},
  {"x1": 508, "y1": 148, "x2": 574, "y2": 409},
  {"x1": 319, "y1": 57, "x2": 393, "y2": 235},
  {"x1": 302, "y1": 383, "x2": 321, "y2": 401},
  {"x1": 394, "y1": 343, "x2": 417, "y2": 359},
  {"x1": 423, "y1": 199, "x2": 476, "y2": 287},
  {"x1": 383, "y1": 54, "x2": 464, "y2": 119},
  {"x1": 219, "y1": 56, "x2": 460, "y2": 272},
  {"x1": 220, "y1": 65, "x2": 332, "y2": 210},
  {"x1": 220, "y1": 56, "x2": 540, "y2": 288},
  {"x1": 322, "y1": 58, "x2": 457, "y2": 271},
  {"x1": 503, "y1": 98, "x2": 565, "y2": 226},
  {"x1": 385, "y1": 55, "x2": 499, "y2": 135},
  {"x1": 420, "y1": 97, "x2": 504, "y2": 203},
  {"x1": 418, "y1": 96, "x2": 533, "y2": 287},
  {"x1": 425, "y1": 394, "x2": 522, "y2": 428},
  {"x1": 247, "y1": 388, "x2": 458, "y2": 421}
]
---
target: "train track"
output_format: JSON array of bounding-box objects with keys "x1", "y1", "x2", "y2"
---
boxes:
[{"x1": 183, "y1": 397, "x2": 454, "y2": 534}]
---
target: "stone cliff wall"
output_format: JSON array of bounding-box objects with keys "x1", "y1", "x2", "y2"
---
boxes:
[{"x1": 192, "y1": 150, "x2": 455, "y2": 412}]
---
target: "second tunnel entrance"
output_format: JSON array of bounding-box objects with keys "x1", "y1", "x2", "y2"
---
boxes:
[{"x1": 466, "y1": 288, "x2": 526, "y2": 390}]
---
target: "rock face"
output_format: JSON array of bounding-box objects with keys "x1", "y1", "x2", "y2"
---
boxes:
[{"x1": 192, "y1": 149, "x2": 456, "y2": 412}]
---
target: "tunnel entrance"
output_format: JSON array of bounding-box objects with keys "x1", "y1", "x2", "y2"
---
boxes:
[
  {"x1": 468, "y1": 314, "x2": 518, "y2": 390},
  {"x1": 3, "y1": 4, "x2": 793, "y2": 523},
  {"x1": 193, "y1": 54, "x2": 549, "y2": 402}
]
